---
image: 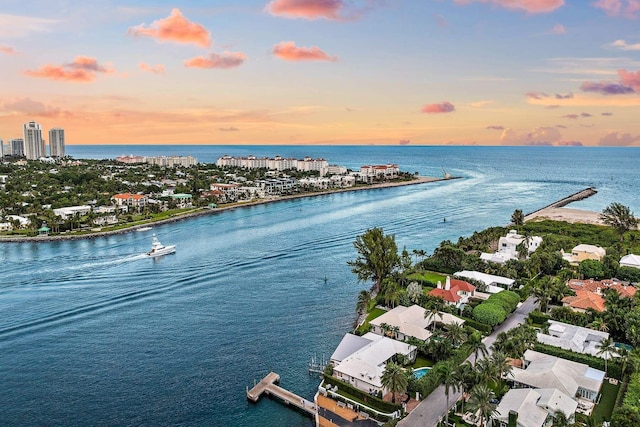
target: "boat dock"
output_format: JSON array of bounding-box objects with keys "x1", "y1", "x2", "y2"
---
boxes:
[
  {"x1": 525, "y1": 187, "x2": 597, "y2": 219},
  {"x1": 246, "y1": 372, "x2": 316, "y2": 417}
]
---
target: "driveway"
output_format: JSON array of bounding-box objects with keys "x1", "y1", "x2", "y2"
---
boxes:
[{"x1": 398, "y1": 297, "x2": 537, "y2": 427}]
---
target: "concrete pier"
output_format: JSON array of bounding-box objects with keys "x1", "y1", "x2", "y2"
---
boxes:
[{"x1": 247, "y1": 372, "x2": 316, "y2": 417}]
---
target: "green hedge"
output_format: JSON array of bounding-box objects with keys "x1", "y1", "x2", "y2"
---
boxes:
[
  {"x1": 473, "y1": 303, "x2": 507, "y2": 326},
  {"x1": 528, "y1": 310, "x2": 550, "y2": 325},
  {"x1": 487, "y1": 291, "x2": 520, "y2": 312},
  {"x1": 622, "y1": 373, "x2": 640, "y2": 411},
  {"x1": 416, "y1": 343, "x2": 474, "y2": 398},
  {"x1": 460, "y1": 316, "x2": 493, "y2": 335},
  {"x1": 533, "y1": 342, "x2": 622, "y2": 379},
  {"x1": 323, "y1": 374, "x2": 401, "y2": 414}
]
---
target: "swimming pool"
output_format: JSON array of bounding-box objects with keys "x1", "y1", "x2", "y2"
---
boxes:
[{"x1": 413, "y1": 367, "x2": 432, "y2": 379}]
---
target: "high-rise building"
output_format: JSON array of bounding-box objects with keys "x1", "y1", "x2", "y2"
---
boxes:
[
  {"x1": 0, "y1": 139, "x2": 3, "y2": 158},
  {"x1": 23, "y1": 121, "x2": 45, "y2": 160},
  {"x1": 10, "y1": 138, "x2": 24, "y2": 157},
  {"x1": 49, "y1": 128, "x2": 65, "y2": 157}
]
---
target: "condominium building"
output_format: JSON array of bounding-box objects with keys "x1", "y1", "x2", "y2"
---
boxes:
[
  {"x1": 49, "y1": 128, "x2": 65, "y2": 157},
  {"x1": 23, "y1": 121, "x2": 45, "y2": 160},
  {"x1": 10, "y1": 138, "x2": 24, "y2": 157},
  {"x1": 216, "y1": 155, "x2": 329, "y2": 176}
]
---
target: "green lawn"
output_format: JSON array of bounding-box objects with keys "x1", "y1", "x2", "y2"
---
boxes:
[
  {"x1": 592, "y1": 380, "x2": 621, "y2": 423},
  {"x1": 355, "y1": 307, "x2": 387, "y2": 335},
  {"x1": 407, "y1": 271, "x2": 448, "y2": 285},
  {"x1": 410, "y1": 355, "x2": 435, "y2": 369}
]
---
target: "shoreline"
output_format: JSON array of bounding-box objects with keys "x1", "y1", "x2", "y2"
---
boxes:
[{"x1": 0, "y1": 175, "x2": 457, "y2": 243}]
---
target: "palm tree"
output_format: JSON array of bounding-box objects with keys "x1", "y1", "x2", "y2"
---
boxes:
[
  {"x1": 436, "y1": 360, "x2": 460, "y2": 427},
  {"x1": 589, "y1": 317, "x2": 609, "y2": 332},
  {"x1": 406, "y1": 281, "x2": 422, "y2": 304},
  {"x1": 490, "y1": 351, "x2": 513, "y2": 392},
  {"x1": 444, "y1": 323, "x2": 467, "y2": 348},
  {"x1": 381, "y1": 362, "x2": 408, "y2": 404},
  {"x1": 596, "y1": 337, "x2": 617, "y2": 374},
  {"x1": 424, "y1": 298, "x2": 445, "y2": 331},
  {"x1": 467, "y1": 384, "x2": 498, "y2": 427},
  {"x1": 475, "y1": 357, "x2": 498, "y2": 387},
  {"x1": 356, "y1": 290, "x2": 370, "y2": 314},
  {"x1": 454, "y1": 361, "x2": 477, "y2": 415},
  {"x1": 533, "y1": 276, "x2": 553, "y2": 313},
  {"x1": 468, "y1": 332, "x2": 488, "y2": 363},
  {"x1": 551, "y1": 410, "x2": 570, "y2": 427}
]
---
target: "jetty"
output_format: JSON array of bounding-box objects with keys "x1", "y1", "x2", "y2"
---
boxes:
[
  {"x1": 525, "y1": 187, "x2": 597, "y2": 219},
  {"x1": 247, "y1": 372, "x2": 316, "y2": 417}
]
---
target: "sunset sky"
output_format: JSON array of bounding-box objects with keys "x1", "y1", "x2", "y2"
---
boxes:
[{"x1": 1, "y1": 0, "x2": 640, "y2": 146}]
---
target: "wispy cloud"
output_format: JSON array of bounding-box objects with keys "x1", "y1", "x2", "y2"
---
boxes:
[
  {"x1": 0, "y1": 45, "x2": 18, "y2": 55},
  {"x1": 24, "y1": 56, "x2": 114, "y2": 83},
  {"x1": 451, "y1": 0, "x2": 565, "y2": 14},
  {"x1": 139, "y1": 63, "x2": 165, "y2": 74},
  {"x1": 128, "y1": 8, "x2": 212, "y2": 48},
  {"x1": 525, "y1": 91, "x2": 548, "y2": 99},
  {"x1": 1, "y1": 97, "x2": 67, "y2": 118},
  {"x1": 0, "y1": 14, "x2": 59, "y2": 38},
  {"x1": 555, "y1": 92, "x2": 573, "y2": 99},
  {"x1": 266, "y1": 0, "x2": 376, "y2": 20},
  {"x1": 593, "y1": 0, "x2": 640, "y2": 19},
  {"x1": 580, "y1": 81, "x2": 634, "y2": 94},
  {"x1": 272, "y1": 41, "x2": 337, "y2": 61},
  {"x1": 602, "y1": 112, "x2": 614, "y2": 115},
  {"x1": 551, "y1": 23, "x2": 566, "y2": 34},
  {"x1": 611, "y1": 39, "x2": 640, "y2": 51},
  {"x1": 219, "y1": 126, "x2": 239, "y2": 132},
  {"x1": 421, "y1": 102, "x2": 455, "y2": 113},
  {"x1": 184, "y1": 51, "x2": 246, "y2": 69},
  {"x1": 486, "y1": 125, "x2": 504, "y2": 130}
]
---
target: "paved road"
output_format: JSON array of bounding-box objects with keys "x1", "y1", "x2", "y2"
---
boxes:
[{"x1": 398, "y1": 297, "x2": 537, "y2": 427}]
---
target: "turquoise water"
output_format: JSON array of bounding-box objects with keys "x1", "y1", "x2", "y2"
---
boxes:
[
  {"x1": 1, "y1": 146, "x2": 639, "y2": 426},
  {"x1": 413, "y1": 367, "x2": 432, "y2": 379}
]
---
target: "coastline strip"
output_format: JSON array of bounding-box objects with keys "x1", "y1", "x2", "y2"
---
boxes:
[{"x1": 0, "y1": 175, "x2": 457, "y2": 243}]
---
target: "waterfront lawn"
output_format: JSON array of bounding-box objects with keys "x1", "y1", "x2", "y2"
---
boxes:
[
  {"x1": 407, "y1": 271, "x2": 447, "y2": 286},
  {"x1": 592, "y1": 380, "x2": 620, "y2": 423},
  {"x1": 410, "y1": 356, "x2": 435, "y2": 369},
  {"x1": 355, "y1": 307, "x2": 387, "y2": 335}
]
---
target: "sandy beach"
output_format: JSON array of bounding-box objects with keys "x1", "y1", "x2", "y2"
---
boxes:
[
  {"x1": 0, "y1": 175, "x2": 453, "y2": 243},
  {"x1": 525, "y1": 207, "x2": 604, "y2": 225}
]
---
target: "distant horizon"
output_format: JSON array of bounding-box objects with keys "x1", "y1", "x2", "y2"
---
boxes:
[{"x1": 2, "y1": 1, "x2": 640, "y2": 146}]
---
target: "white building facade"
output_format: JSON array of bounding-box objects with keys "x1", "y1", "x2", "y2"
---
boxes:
[
  {"x1": 49, "y1": 128, "x2": 65, "y2": 157},
  {"x1": 23, "y1": 121, "x2": 45, "y2": 160}
]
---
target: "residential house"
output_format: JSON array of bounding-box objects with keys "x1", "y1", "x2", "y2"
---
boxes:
[
  {"x1": 428, "y1": 276, "x2": 476, "y2": 308},
  {"x1": 369, "y1": 304, "x2": 464, "y2": 342},
  {"x1": 536, "y1": 320, "x2": 611, "y2": 357},
  {"x1": 620, "y1": 254, "x2": 640, "y2": 270},
  {"x1": 562, "y1": 244, "x2": 606, "y2": 265},
  {"x1": 454, "y1": 270, "x2": 515, "y2": 293},
  {"x1": 53, "y1": 205, "x2": 91, "y2": 220},
  {"x1": 481, "y1": 230, "x2": 542, "y2": 264},
  {"x1": 171, "y1": 193, "x2": 193, "y2": 208},
  {"x1": 493, "y1": 388, "x2": 578, "y2": 427},
  {"x1": 331, "y1": 332, "x2": 416, "y2": 394},
  {"x1": 561, "y1": 290, "x2": 606, "y2": 313},
  {"x1": 510, "y1": 350, "x2": 604, "y2": 402},
  {"x1": 111, "y1": 193, "x2": 147, "y2": 212}
]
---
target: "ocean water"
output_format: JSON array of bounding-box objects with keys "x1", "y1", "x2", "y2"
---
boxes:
[{"x1": 1, "y1": 146, "x2": 638, "y2": 426}]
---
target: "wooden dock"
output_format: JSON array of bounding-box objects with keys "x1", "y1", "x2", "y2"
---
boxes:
[{"x1": 247, "y1": 372, "x2": 316, "y2": 417}]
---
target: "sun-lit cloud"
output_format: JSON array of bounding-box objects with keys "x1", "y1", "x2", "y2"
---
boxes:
[
  {"x1": 0, "y1": 45, "x2": 18, "y2": 55},
  {"x1": 1, "y1": 97, "x2": 67, "y2": 118},
  {"x1": 619, "y1": 69, "x2": 640, "y2": 90},
  {"x1": 500, "y1": 126, "x2": 564, "y2": 145},
  {"x1": 184, "y1": 51, "x2": 247, "y2": 69},
  {"x1": 598, "y1": 131, "x2": 640, "y2": 146},
  {"x1": 0, "y1": 14, "x2": 59, "y2": 38},
  {"x1": 421, "y1": 102, "x2": 455, "y2": 113},
  {"x1": 24, "y1": 56, "x2": 114, "y2": 83},
  {"x1": 128, "y1": 8, "x2": 212, "y2": 48},
  {"x1": 266, "y1": 0, "x2": 344, "y2": 20},
  {"x1": 593, "y1": 0, "x2": 640, "y2": 18},
  {"x1": 452, "y1": 0, "x2": 565, "y2": 14},
  {"x1": 551, "y1": 23, "x2": 566, "y2": 34},
  {"x1": 470, "y1": 100, "x2": 493, "y2": 107},
  {"x1": 611, "y1": 39, "x2": 640, "y2": 51},
  {"x1": 139, "y1": 63, "x2": 165, "y2": 74},
  {"x1": 272, "y1": 41, "x2": 337, "y2": 61},
  {"x1": 398, "y1": 139, "x2": 411, "y2": 145}
]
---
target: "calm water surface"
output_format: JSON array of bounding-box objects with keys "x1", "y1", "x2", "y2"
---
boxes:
[{"x1": 1, "y1": 146, "x2": 638, "y2": 426}]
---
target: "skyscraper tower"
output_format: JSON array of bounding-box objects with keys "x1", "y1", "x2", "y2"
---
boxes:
[
  {"x1": 49, "y1": 128, "x2": 65, "y2": 158},
  {"x1": 23, "y1": 121, "x2": 44, "y2": 160}
]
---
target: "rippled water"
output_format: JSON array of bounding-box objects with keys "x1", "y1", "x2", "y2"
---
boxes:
[{"x1": 1, "y1": 146, "x2": 638, "y2": 426}]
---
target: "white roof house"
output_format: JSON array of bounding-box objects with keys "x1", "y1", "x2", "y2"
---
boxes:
[
  {"x1": 537, "y1": 320, "x2": 611, "y2": 358},
  {"x1": 562, "y1": 244, "x2": 606, "y2": 265},
  {"x1": 511, "y1": 350, "x2": 604, "y2": 402},
  {"x1": 481, "y1": 230, "x2": 542, "y2": 264},
  {"x1": 454, "y1": 270, "x2": 515, "y2": 292},
  {"x1": 330, "y1": 333, "x2": 374, "y2": 365},
  {"x1": 620, "y1": 254, "x2": 640, "y2": 269},
  {"x1": 494, "y1": 388, "x2": 577, "y2": 427},
  {"x1": 369, "y1": 304, "x2": 464, "y2": 342},
  {"x1": 332, "y1": 332, "x2": 416, "y2": 393}
]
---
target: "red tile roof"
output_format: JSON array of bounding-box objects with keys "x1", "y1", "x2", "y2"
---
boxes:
[
  {"x1": 112, "y1": 193, "x2": 145, "y2": 200},
  {"x1": 562, "y1": 290, "x2": 606, "y2": 312},
  {"x1": 567, "y1": 279, "x2": 636, "y2": 298},
  {"x1": 428, "y1": 278, "x2": 475, "y2": 303}
]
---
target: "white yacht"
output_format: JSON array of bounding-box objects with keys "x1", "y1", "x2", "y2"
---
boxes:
[{"x1": 146, "y1": 234, "x2": 176, "y2": 257}]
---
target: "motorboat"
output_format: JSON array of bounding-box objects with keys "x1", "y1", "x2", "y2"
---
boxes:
[
  {"x1": 146, "y1": 234, "x2": 176, "y2": 257},
  {"x1": 137, "y1": 226, "x2": 153, "y2": 232}
]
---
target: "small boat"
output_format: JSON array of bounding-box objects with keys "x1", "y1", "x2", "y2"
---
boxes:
[
  {"x1": 137, "y1": 226, "x2": 153, "y2": 232},
  {"x1": 146, "y1": 234, "x2": 176, "y2": 257}
]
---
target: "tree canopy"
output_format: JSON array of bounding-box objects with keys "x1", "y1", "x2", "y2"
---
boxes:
[
  {"x1": 600, "y1": 202, "x2": 638, "y2": 241},
  {"x1": 347, "y1": 227, "x2": 400, "y2": 293}
]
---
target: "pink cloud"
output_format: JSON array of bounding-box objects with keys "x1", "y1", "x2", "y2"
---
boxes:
[
  {"x1": 272, "y1": 41, "x2": 337, "y2": 61},
  {"x1": 184, "y1": 52, "x2": 246, "y2": 69},
  {"x1": 525, "y1": 91, "x2": 548, "y2": 99},
  {"x1": 593, "y1": 0, "x2": 640, "y2": 18},
  {"x1": 139, "y1": 63, "x2": 165, "y2": 74},
  {"x1": 266, "y1": 0, "x2": 344, "y2": 20},
  {"x1": 619, "y1": 69, "x2": 640, "y2": 90},
  {"x1": 598, "y1": 131, "x2": 640, "y2": 146},
  {"x1": 555, "y1": 92, "x2": 573, "y2": 99},
  {"x1": 453, "y1": 0, "x2": 565, "y2": 14},
  {"x1": 2, "y1": 97, "x2": 65, "y2": 118},
  {"x1": 24, "y1": 56, "x2": 113, "y2": 82},
  {"x1": 128, "y1": 8, "x2": 212, "y2": 47},
  {"x1": 398, "y1": 139, "x2": 411, "y2": 145},
  {"x1": 0, "y1": 45, "x2": 18, "y2": 55},
  {"x1": 557, "y1": 140, "x2": 583, "y2": 146},
  {"x1": 551, "y1": 23, "x2": 566, "y2": 34},
  {"x1": 421, "y1": 102, "x2": 455, "y2": 113}
]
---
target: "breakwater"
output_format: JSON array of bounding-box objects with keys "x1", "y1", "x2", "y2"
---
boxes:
[{"x1": 524, "y1": 187, "x2": 597, "y2": 219}]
